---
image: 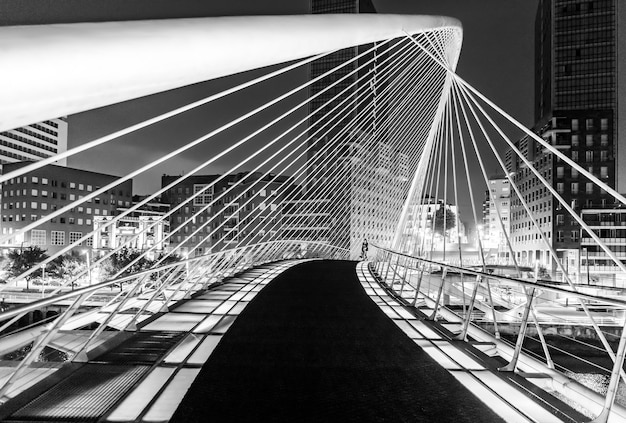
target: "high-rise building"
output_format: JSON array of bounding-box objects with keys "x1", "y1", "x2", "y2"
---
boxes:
[
  {"x1": 485, "y1": 176, "x2": 511, "y2": 257},
  {"x1": 509, "y1": 0, "x2": 625, "y2": 275},
  {"x1": 0, "y1": 118, "x2": 68, "y2": 169}
]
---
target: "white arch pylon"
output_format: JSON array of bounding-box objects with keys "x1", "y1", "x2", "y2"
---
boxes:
[{"x1": 0, "y1": 14, "x2": 462, "y2": 132}]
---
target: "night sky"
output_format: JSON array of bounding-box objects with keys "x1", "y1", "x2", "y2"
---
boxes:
[{"x1": 1, "y1": 0, "x2": 538, "y2": 221}]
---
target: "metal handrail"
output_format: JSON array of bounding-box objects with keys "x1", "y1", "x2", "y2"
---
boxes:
[{"x1": 372, "y1": 244, "x2": 626, "y2": 307}]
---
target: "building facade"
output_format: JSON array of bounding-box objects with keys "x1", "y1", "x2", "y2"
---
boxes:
[
  {"x1": 485, "y1": 176, "x2": 511, "y2": 257},
  {"x1": 580, "y1": 207, "x2": 626, "y2": 286},
  {"x1": 92, "y1": 198, "x2": 170, "y2": 259},
  {"x1": 0, "y1": 118, "x2": 68, "y2": 169},
  {"x1": 0, "y1": 162, "x2": 132, "y2": 255},
  {"x1": 161, "y1": 172, "x2": 290, "y2": 257},
  {"x1": 509, "y1": 0, "x2": 625, "y2": 274}
]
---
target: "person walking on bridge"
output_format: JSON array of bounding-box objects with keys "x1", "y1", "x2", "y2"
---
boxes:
[{"x1": 361, "y1": 238, "x2": 369, "y2": 260}]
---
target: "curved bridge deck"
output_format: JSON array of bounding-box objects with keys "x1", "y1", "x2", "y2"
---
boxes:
[
  {"x1": 172, "y1": 260, "x2": 502, "y2": 422},
  {"x1": 1, "y1": 260, "x2": 586, "y2": 422}
]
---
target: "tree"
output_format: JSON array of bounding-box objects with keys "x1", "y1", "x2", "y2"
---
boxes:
[
  {"x1": 8, "y1": 246, "x2": 48, "y2": 290},
  {"x1": 48, "y1": 252, "x2": 88, "y2": 286},
  {"x1": 434, "y1": 206, "x2": 456, "y2": 235}
]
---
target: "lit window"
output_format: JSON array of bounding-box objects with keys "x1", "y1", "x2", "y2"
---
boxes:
[
  {"x1": 601, "y1": 167, "x2": 608, "y2": 178},
  {"x1": 600, "y1": 118, "x2": 608, "y2": 131},
  {"x1": 51, "y1": 231, "x2": 65, "y2": 245},
  {"x1": 69, "y1": 232, "x2": 82, "y2": 245},
  {"x1": 30, "y1": 229, "x2": 46, "y2": 245}
]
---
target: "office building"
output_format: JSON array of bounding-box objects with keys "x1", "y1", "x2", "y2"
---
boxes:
[
  {"x1": 0, "y1": 118, "x2": 68, "y2": 169},
  {"x1": 0, "y1": 162, "x2": 132, "y2": 255},
  {"x1": 509, "y1": 0, "x2": 625, "y2": 273},
  {"x1": 161, "y1": 172, "x2": 291, "y2": 257}
]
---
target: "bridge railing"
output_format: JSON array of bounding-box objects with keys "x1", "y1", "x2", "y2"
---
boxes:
[
  {"x1": 371, "y1": 244, "x2": 626, "y2": 423},
  {"x1": 0, "y1": 240, "x2": 347, "y2": 402}
]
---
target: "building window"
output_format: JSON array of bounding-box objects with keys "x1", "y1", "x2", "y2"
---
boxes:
[
  {"x1": 557, "y1": 167, "x2": 564, "y2": 178},
  {"x1": 586, "y1": 183, "x2": 593, "y2": 194},
  {"x1": 586, "y1": 151, "x2": 593, "y2": 162},
  {"x1": 30, "y1": 229, "x2": 46, "y2": 245},
  {"x1": 601, "y1": 118, "x2": 608, "y2": 131},
  {"x1": 69, "y1": 232, "x2": 82, "y2": 245},
  {"x1": 586, "y1": 134, "x2": 593, "y2": 147},
  {"x1": 31, "y1": 176, "x2": 38, "y2": 184},
  {"x1": 193, "y1": 184, "x2": 213, "y2": 205},
  {"x1": 31, "y1": 202, "x2": 38, "y2": 209},
  {"x1": 51, "y1": 231, "x2": 65, "y2": 245},
  {"x1": 571, "y1": 182, "x2": 578, "y2": 194},
  {"x1": 87, "y1": 185, "x2": 92, "y2": 192},
  {"x1": 585, "y1": 118, "x2": 593, "y2": 130},
  {"x1": 571, "y1": 231, "x2": 579, "y2": 242},
  {"x1": 572, "y1": 168, "x2": 578, "y2": 178},
  {"x1": 572, "y1": 151, "x2": 579, "y2": 161},
  {"x1": 41, "y1": 178, "x2": 48, "y2": 185},
  {"x1": 571, "y1": 119, "x2": 579, "y2": 130},
  {"x1": 556, "y1": 215, "x2": 564, "y2": 225},
  {"x1": 556, "y1": 231, "x2": 564, "y2": 242},
  {"x1": 601, "y1": 167, "x2": 608, "y2": 178},
  {"x1": 31, "y1": 189, "x2": 38, "y2": 196},
  {"x1": 79, "y1": 184, "x2": 84, "y2": 190},
  {"x1": 571, "y1": 135, "x2": 579, "y2": 146},
  {"x1": 70, "y1": 182, "x2": 76, "y2": 189},
  {"x1": 600, "y1": 151, "x2": 608, "y2": 162},
  {"x1": 557, "y1": 183, "x2": 564, "y2": 194},
  {"x1": 601, "y1": 134, "x2": 609, "y2": 146}
]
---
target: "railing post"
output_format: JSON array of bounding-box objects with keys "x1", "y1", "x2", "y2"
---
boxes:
[
  {"x1": 485, "y1": 278, "x2": 500, "y2": 339},
  {"x1": 531, "y1": 308, "x2": 554, "y2": 369},
  {"x1": 590, "y1": 313, "x2": 626, "y2": 423},
  {"x1": 499, "y1": 286, "x2": 535, "y2": 372},
  {"x1": 428, "y1": 268, "x2": 447, "y2": 321},
  {"x1": 383, "y1": 251, "x2": 393, "y2": 283},
  {"x1": 388, "y1": 254, "x2": 402, "y2": 291},
  {"x1": 454, "y1": 275, "x2": 481, "y2": 341},
  {"x1": 0, "y1": 292, "x2": 91, "y2": 402},
  {"x1": 411, "y1": 261, "x2": 426, "y2": 307},
  {"x1": 399, "y1": 256, "x2": 410, "y2": 297}
]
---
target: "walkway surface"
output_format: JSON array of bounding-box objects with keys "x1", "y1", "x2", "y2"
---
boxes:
[
  {"x1": 1, "y1": 260, "x2": 587, "y2": 422},
  {"x1": 170, "y1": 260, "x2": 504, "y2": 422}
]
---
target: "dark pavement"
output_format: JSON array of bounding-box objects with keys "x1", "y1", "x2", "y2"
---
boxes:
[{"x1": 171, "y1": 260, "x2": 505, "y2": 422}]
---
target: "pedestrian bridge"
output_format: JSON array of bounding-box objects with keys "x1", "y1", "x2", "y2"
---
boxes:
[
  {"x1": 0, "y1": 259, "x2": 607, "y2": 422},
  {"x1": 1, "y1": 13, "x2": 626, "y2": 422}
]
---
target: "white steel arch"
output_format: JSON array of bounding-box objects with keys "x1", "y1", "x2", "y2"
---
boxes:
[{"x1": 0, "y1": 14, "x2": 461, "y2": 132}]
